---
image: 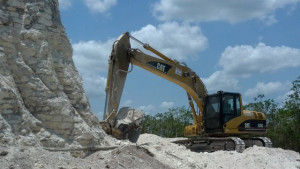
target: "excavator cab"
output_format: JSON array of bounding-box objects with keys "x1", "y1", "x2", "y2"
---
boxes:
[
  {"x1": 204, "y1": 91, "x2": 242, "y2": 134},
  {"x1": 203, "y1": 90, "x2": 268, "y2": 136}
]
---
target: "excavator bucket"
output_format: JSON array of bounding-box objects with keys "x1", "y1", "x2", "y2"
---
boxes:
[
  {"x1": 114, "y1": 107, "x2": 144, "y2": 142},
  {"x1": 101, "y1": 32, "x2": 144, "y2": 142},
  {"x1": 101, "y1": 107, "x2": 144, "y2": 143}
]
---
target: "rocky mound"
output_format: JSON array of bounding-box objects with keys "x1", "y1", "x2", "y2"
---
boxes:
[
  {"x1": 0, "y1": 0, "x2": 109, "y2": 148},
  {"x1": 137, "y1": 134, "x2": 300, "y2": 169},
  {"x1": 1, "y1": 134, "x2": 299, "y2": 169}
]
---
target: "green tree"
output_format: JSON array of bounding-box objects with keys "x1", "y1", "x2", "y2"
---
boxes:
[
  {"x1": 141, "y1": 106, "x2": 193, "y2": 137},
  {"x1": 279, "y1": 76, "x2": 300, "y2": 151},
  {"x1": 244, "y1": 76, "x2": 300, "y2": 152}
]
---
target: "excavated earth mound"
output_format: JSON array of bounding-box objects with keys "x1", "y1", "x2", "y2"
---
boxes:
[
  {"x1": 0, "y1": 134, "x2": 299, "y2": 169},
  {"x1": 137, "y1": 134, "x2": 300, "y2": 169}
]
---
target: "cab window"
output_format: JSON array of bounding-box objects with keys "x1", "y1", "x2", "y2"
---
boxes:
[{"x1": 223, "y1": 94, "x2": 241, "y2": 123}]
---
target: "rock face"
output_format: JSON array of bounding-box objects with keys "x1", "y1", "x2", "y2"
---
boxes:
[{"x1": 0, "y1": 0, "x2": 108, "y2": 148}]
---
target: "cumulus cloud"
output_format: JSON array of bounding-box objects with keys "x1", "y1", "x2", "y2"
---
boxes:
[
  {"x1": 121, "y1": 100, "x2": 133, "y2": 107},
  {"x1": 159, "y1": 101, "x2": 175, "y2": 109},
  {"x1": 203, "y1": 71, "x2": 239, "y2": 92},
  {"x1": 153, "y1": 0, "x2": 300, "y2": 24},
  {"x1": 83, "y1": 0, "x2": 117, "y2": 13},
  {"x1": 245, "y1": 81, "x2": 291, "y2": 98},
  {"x1": 220, "y1": 43, "x2": 300, "y2": 77},
  {"x1": 131, "y1": 22, "x2": 208, "y2": 61},
  {"x1": 73, "y1": 39, "x2": 114, "y2": 99},
  {"x1": 137, "y1": 104, "x2": 156, "y2": 114},
  {"x1": 59, "y1": 0, "x2": 117, "y2": 12},
  {"x1": 204, "y1": 43, "x2": 300, "y2": 92},
  {"x1": 134, "y1": 102, "x2": 176, "y2": 114},
  {"x1": 81, "y1": 75, "x2": 107, "y2": 98},
  {"x1": 58, "y1": 0, "x2": 72, "y2": 9},
  {"x1": 73, "y1": 39, "x2": 114, "y2": 74}
]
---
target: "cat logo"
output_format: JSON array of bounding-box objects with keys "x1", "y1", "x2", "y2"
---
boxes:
[
  {"x1": 157, "y1": 62, "x2": 166, "y2": 72},
  {"x1": 147, "y1": 61, "x2": 171, "y2": 74}
]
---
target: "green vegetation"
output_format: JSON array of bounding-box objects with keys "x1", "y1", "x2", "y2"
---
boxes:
[
  {"x1": 244, "y1": 76, "x2": 300, "y2": 152},
  {"x1": 141, "y1": 106, "x2": 193, "y2": 137},
  {"x1": 142, "y1": 76, "x2": 300, "y2": 152}
]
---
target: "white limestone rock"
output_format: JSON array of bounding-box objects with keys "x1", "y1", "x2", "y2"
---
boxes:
[{"x1": 0, "y1": 0, "x2": 110, "y2": 148}]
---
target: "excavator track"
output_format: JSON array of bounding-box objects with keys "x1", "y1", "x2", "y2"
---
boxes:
[
  {"x1": 173, "y1": 137, "x2": 272, "y2": 153},
  {"x1": 172, "y1": 137, "x2": 245, "y2": 153},
  {"x1": 242, "y1": 137, "x2": 272, "y2": 148}
]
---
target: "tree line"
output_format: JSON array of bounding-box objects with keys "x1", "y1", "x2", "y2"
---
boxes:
[
  {"x1": 141, "y1": 106, "x2": 193, "y2": 137},
  {"x1": 141, "y1": 76, "x2": 300, "y2": 152}
]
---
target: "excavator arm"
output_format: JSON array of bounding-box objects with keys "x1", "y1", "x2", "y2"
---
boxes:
[
  {"x1": 101, "y1": 32, "x2": 144, "y2": 142},
  {"x1": 101, "y1": 32, "x2": 208, "y2": 141},
  {"x1": 129, "y1": 47, "x2": 207, "y2": 122}
]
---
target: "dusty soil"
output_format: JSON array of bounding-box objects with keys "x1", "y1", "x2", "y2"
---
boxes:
[
  {"x1": 138, "y1": 134, "x2": 300, "y2": 169},
  {"x1": 0, "y1": 144, "x2": 169, "y2": 169},
  {"x1": 1, "y1": 134, "x2": 300, "y2": 169}
]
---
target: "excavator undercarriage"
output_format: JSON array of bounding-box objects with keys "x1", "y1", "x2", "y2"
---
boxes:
[{"x1": 173, "y1": 136, "x2": 272, "y2": 153}]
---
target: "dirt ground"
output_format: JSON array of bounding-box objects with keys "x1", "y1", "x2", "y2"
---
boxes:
[
  {"x1": 1, "y1": 134, "x2": 300, "y2": 169},
  {"x1": 0, "y1": 144, "x2": 169, "y2": 169}
]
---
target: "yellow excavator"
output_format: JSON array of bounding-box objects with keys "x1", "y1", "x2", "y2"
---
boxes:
[{"x1": 100, "y1": 32, "x2": 272, "y2": 152}]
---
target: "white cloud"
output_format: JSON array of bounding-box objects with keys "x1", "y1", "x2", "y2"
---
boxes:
[
  {"x1": 153, "y1": 0, "x2": 300, "y2": 24},
  {"x1": 159, "y1": 101, "x2": 174, "y2": 109},
  {"x1": 121, "y1": 100, "x2": 133, "y2": 107},
  {"x1": 73, "y1": 39, "x2": 114, "y2": 98},
  {"x1": 58, "y1": 0, "x2": 117, "y2": 12},
  {"x1": 220, "y1": 43, "x2": 300, "y2": 77},
  {"x1": 58, "y1": 0, "x2": 72, "y2": 9},
  {"x1": 204, "y1": 43, "x2": 300, "y2": 92},
  {"x1": 137, "y1": 104, "x2": 156, "y2": 114},
  {"x1": 245, "y1": 81, "x2": 291, "y2": 98},
  {"x1": 73, "y1": 39, "x2": 114, "y2": 74},
  {"x1": 83, "y1": 0, "x2": 117, "y2": 13},
  {"x1": 131, "y1": 22, "x2": 208, "y2": 61},
  {"x1": 203, "y1": 71, "x2": 239, "y2": 92},
  {"x1": 81, "y1": 74, "x2": 107, "y2": 98}
]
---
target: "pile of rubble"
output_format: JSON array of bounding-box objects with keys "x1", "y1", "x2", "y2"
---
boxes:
[
  {"x1": 1, "y1": 134, "x2": 299, "y2": 169},
  {"x1": 137, "y1": 134, "x2": 300, "y2": 169}
]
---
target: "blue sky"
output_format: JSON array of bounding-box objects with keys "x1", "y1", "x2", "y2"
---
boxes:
[{"x1": 59, "y1": 0, "x2": 300, "y2": 119}]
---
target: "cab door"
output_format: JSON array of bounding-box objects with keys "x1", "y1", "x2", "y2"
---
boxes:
[
  {"x1": 222, "y1": 94, "x2": 241, "y2": 125},
  {"x1": 204, "y1": 95, "x2": 222, "y2": 133}
]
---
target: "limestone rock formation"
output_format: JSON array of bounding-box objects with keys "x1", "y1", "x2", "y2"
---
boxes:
[{"x1": 0, "y1": 0, "x2": 108, "y2": 148}]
